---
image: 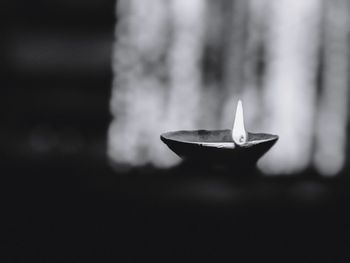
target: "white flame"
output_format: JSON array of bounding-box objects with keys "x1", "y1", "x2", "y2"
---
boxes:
[{"x1": 232, "y1": 100, "x2": 247, "y2": 145}]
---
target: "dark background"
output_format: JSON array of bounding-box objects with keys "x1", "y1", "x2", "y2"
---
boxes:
[{"x1": 2, "y1": 1, "x2": 350, "y2": 262}]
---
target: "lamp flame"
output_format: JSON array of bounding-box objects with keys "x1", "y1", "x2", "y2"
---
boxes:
[{"x1": 232, "y1": 100, "x2": 247, "y2": 145}]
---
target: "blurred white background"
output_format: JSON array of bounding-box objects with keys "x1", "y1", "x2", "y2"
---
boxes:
[{"x1": 109, "y1": 0, "x2": 349, "y2": 176}]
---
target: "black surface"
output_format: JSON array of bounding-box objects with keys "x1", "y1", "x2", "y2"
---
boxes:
[{"x1": 3, "y1": 157, "x2": 350, "y2": 262}]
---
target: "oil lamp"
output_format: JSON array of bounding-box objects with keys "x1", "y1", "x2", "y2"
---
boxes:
[{"x1": 160, "y1": 100, "x2": 278, "y2": 168}]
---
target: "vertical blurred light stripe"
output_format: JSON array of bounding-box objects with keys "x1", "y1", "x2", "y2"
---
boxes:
[
  {"x1": 109, "y1": 0, "x2": 206, "y2": 168},
  {"x1": 314, "y1": 0, "x2": 349, "y2": 176},
  {"x1": 165, "y1": 0, "x2": 205, "y2": 131},
  {"x1": 109, "y1": 0, "x2": 175, "y2": 167},
  {"x1": 221, "y1": 0, "x2": 248, "y2": 128},
  {"x1": 198, "y1": 0, "x2": 225, "y2": 129},
  {"x1": 259, "y1": 0, "x2": 322, "y2": 174},
  {"x1": 241, "y1": 0, "x2": 270, "y2": 131}
]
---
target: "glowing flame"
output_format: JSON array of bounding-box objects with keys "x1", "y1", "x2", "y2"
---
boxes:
[{"x1": 232, "y1": 100, "x2": 247, "y2": 145}]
